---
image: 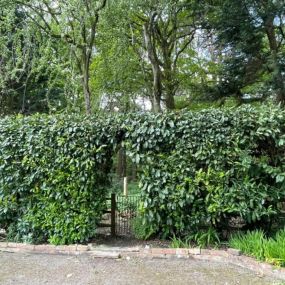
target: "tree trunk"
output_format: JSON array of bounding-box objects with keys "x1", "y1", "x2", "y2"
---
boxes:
[
  {"x1": 131, "y1": 163, "x2": 137, "y2": 181},
  {"x1": 264, "y1": 17, "x2": 285, "y2": 105},
  {"x1": 81, "y1": 52, "x2": 92, "y2": 115},
  {"x1": 143, "y1": 21, "x2": 162, "y2": 113},
  {"x1": 82, "y1": 75, "x2": 92, "y2": 115},
  {"x1": 117, "y1": 147, "x2": 126, "y2": 178},
  {"x1": 163, "y1": 47, "x2": 176, "y2": 110},
  {"x1": 152, "y1": 64, "x2": 162, "y2": 112},
  {"x1": 164, "y1": 68, "x2": 176, "y2": 110},
  {"x1": 165, "y1": 91, "x2": 175, "y2": 110}
]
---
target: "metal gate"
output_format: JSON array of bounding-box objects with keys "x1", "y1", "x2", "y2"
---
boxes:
[
  {"x1": 115, "y1": 194, "x2": 140, "y2": 236},
  {"x1": 98, "y1": 193, "x2": 140, "y2": 236}
]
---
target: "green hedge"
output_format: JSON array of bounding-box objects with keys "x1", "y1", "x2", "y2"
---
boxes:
[
  {"x1": 1, "y1": 105, "x2": 285, "y2": 243},
  {"x1": 0, "y1": 114, "x2": 119, "y2": 244},
  {"x1": 124, "y1": 106, "x2": 285, "y2": 238}
]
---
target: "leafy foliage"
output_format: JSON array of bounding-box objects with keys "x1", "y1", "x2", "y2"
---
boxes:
[
  {"x1": 1, "y1": 105, "x2": 285, "y2": 244},
  {"x1": 0, "y1": 114, "x2": 119, "y2": 244},
  {"x1": 229, "y1": 230, "x2": 266, "y2": 261},
  {"x1": 190, "y1": 228, "x2": 220, "y2": 248},
  {"x1": 131, "y1": 215, "x2": 154, "y2": 240},
  {"x1": 124, "y1": 105, "x2": 285, "y2": 238},
  {"x1": 170, "y1": 235, "x2": 191, "y2": 248},
  {"x1": 229, "y1": 229, "x2": 285, "y2": 266},
  {"x1": 170, "y1": 227, "x2": 220, "y2": 248}
]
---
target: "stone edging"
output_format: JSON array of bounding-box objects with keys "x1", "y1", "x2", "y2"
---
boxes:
[
  {"x1": 1, "y1": 242, "x2": 285, "y2": 280},
  {"x1": 0, "y1": 242, "x2": 89, "y2": 255}
]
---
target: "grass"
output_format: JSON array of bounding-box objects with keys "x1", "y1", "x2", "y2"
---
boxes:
[
  {"x1": 229, "y1": 229, "x2": 285, "y2": 266},
  {"x1": 229, "y1": 230, "x2": 265, "y2": 260},
  {"x1": 110, "y1": 175, "x2": 140, "y2": 196},
  {"x1": 170, "y1": 236, "x2": 191, "y2": 248},
  {"x1": 170, "y1": 227, "x2": 221, "y2": 249}
]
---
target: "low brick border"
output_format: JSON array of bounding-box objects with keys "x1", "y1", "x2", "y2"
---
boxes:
[
  {"x1": 0, "y1": 242, "x2": 89, "y2": 255},
  {"x1": 1, "y1": 242, "x2": 285, "y2": 280}
]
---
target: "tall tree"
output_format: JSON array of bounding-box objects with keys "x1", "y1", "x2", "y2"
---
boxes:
[
  {"x1": 201, "y1": 0, "x2": 285, "y2": 105},
  {"x1": 5, "y1": 0, "x2": 108, "y2": 114},
  {"x1": 0, "y1": 4, "x2": 67, "y2": 115},
  {"x1": 90, "y1": 6, "x2": 150, "y2": 112},
  {"x1": 120, "y1": 0, "x2": 198, "y2": 111}
]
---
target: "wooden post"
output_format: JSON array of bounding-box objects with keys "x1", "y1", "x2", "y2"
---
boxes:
[
  {"x1": 111, "y1": 193, "x2": 116, "y2": 237},
  {"x1": 123, "y1": 177, "x2": 128, "y2": 196}
]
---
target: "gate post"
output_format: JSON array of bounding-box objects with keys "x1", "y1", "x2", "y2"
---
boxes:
[{"x1": 111, "y1": 193, "x2": 116, "y2": 237}]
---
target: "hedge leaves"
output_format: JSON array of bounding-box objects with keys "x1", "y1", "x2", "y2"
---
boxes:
[{"x1": 1, "y1": 105, "x2": 285, "y2": 243}]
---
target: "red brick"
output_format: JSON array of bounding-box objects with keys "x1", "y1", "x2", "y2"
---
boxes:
[
  {"x1": 44, "y1": 245, "x2": 56, "y2": 254},
  {"x1": 21, "y1": 244, "x2": 35, "y2": 251},
  {"x1": 91, "y1": 251, "x2": 121, "y2": 259},
  {"x1": 34, "y1": 245, "x2": 49, "y2": 253},
  {"x1": 161, "y1": 248, "x2": 177, "y2": 255},
  {"x1": 65, "y1": 245, "x2": 77, "y2": 253},
  {"x1": 55, "y1": 245, "x2": 66, "y2": 252},
  {"x1": 150, "y1": 253, "x2": 169, "y2": 259},
  {"x1": 200, "y1": 249, "x2": 211, "y2": 255},
  {"x1": 227, "y1": 248, "x2": 241, "y2": 256},
  {"x1": 209, "y1": 249, "x2": 228, "y2": 257},
  {"x1": 188, "y1": 248, "x2": 201, "y2": 255},
  {"x1": 139, "y1": 246, "x2": 151, "y2": 257},
  {"x1": 151, "y1": 248, "x2": 166, "y2": 255},
  {"x1": 176, "y1": 248, "x2": 189, "y2": 256}
]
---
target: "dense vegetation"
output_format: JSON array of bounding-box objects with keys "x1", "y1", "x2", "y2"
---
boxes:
[
  {"x1": 229, "y1": 230, "x2": 285, "y2": 267},
  {"x1": 1, "y1": 1, "x2": 285, "y2": 268},
  {"x1": 125, "y1": 106, "x2": 285, "y2": 238},
  {"x1": 0, "y1": 115, "x2": 119, "y2": 244},
  {"x1": 0, "y1": 0, "x2": 284, "y2": 114},
  {"x1": 1, "y1": 105, "x2": 285, "y2": 244}
]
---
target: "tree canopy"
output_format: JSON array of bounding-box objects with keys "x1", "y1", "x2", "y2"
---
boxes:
[{"x1": 0, "y1": 0, "x2": 284, "y2": 114}]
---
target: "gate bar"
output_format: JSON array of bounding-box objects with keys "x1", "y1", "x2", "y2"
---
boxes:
[{"x1": 111, "y1": 193, "x2": 116, "y2": 237}]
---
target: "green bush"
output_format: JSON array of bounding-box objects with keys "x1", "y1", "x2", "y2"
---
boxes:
[
  {"x1": 0, "y1": 114, "x2": 119, "y2": 244},
  {"x1": 124, "y1": 105, "x2": 285, "y2": 238},
  {"x1": 1, "y1": 105, "x2": 285, "y2": 244},
  {"x1": 131, "y1": 215, "x2": 154, "y2": 240}
]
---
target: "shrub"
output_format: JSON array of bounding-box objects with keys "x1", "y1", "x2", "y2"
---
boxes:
[
  {"x1": 125, "y1": 105, "x2": 285, "y2": 238},
  {"x1": 0, "y1": 114, "x2": 119, "y2": 244},
  {"x1": 131, "y1": 215, "x2": 154, "y2": 240},
  {"x1": 1, "y1": 105, "x2": 285, "y2": 244}
]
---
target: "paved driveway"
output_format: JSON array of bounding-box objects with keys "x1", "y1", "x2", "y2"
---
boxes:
[{"x1": 0, "y1": 251, "x2": 282, "y2": 285}]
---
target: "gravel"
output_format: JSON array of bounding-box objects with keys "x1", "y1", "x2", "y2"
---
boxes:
[{"x1": 0, "y1": 251, "x2": 282, "y2": 285}]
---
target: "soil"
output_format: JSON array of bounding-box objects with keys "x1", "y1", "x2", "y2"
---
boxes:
[{"x1": 91, "y1": 234, "x2": 171, "y2": 248}]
